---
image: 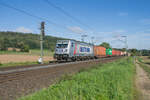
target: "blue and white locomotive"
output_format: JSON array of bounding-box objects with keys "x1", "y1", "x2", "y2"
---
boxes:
[{"x1": 54, "y1": 40, "x2": 94, "y2": 61}]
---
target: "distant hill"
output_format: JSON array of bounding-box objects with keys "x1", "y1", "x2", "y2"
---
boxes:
[{"x1": 0, "y1": 31, "x2": 64, "y2": 51}]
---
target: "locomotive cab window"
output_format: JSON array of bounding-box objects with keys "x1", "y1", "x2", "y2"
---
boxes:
[{"x1": 56, "y1": 44, "x2": 68, "y2": 48}]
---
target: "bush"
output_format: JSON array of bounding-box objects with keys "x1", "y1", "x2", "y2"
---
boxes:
[
  {"x1": 20, "y1": 45, "x2": 29, "y2": 52},
  {"x1": 0, "y1": 62, "x2": 2, "y2": 66},
  {"x1": 12, "y1": 48, "x2": 16, "y2": 52},
  {"x1": 23, "y1": 45, "x2": 29, "y2": 52}
]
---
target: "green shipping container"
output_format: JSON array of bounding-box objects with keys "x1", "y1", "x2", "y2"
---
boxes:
[{"x1": 106, "y1": 49, "x2": 112, "y2": 55}]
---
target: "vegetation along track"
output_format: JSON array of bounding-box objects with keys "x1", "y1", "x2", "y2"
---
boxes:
[{"x1": 0, "y1": 56, "x2": 122, "y2": 100}]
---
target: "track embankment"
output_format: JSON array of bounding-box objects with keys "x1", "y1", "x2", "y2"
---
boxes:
[{"x1": 0, "y1": 57, "x2": 121, "y2": 100}]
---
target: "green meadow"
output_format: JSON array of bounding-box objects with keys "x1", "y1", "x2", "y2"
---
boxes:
[{"x1": 19, "y1": 57, "x2": 135, "y2": 100}]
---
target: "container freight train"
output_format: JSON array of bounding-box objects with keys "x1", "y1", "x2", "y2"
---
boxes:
[{"x1": 54, "y1": 40, "x2": 126, "y2": 61}]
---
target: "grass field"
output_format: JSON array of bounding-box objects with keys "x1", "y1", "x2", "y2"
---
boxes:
[
  {"x1": 0, "y1": 61, "x2": 39, "y2": 68},
  {"x1": 19, "y1": 57, "x2": 135, "y2": 100},
  {"x1": 0, "y1": 49, "x2": 54, "y2": 56},
  {"x1": 0, "y1": 49, "x2": 54, "y2": 68}
]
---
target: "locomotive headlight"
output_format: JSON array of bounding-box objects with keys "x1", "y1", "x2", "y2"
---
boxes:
[{"x1": 65, "y1": 49, "x2": 68, "y2": 52}]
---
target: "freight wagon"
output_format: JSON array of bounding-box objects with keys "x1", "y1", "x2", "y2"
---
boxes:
[
  {"x1": 94, "y1": 46, "x2": 106, "y2": 58},
  {"x1": 106, "y1": 49, "x2": 123, "y2": 57},
  {"x1": 54, "y1": 40, "x2": 94, "y2": 61},
  {"x1": 106, "y1": 48, "x2": 112, "y2": 56},
  {"x1": 121, "y1": 51, "x2": 127, "y2": 56},
  {"x1": 112, "y1": 49, "x2": 122, "y2": 56}
]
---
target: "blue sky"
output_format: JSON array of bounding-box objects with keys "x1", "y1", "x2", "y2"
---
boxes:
[{"x1": 0, "y1": 0, "x2": 150, "y2": 49}]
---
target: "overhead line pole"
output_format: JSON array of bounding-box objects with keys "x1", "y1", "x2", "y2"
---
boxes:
[
  {"x1": 81, "y1": 35, "x2": 87, "y2": 42},
  {"x1": 39, "y1": 22, "x2": 45, "y2": 64},
  {"x1": 91, "y1": 36, "x2": 95, "y2": 44},
  {"x1": 121, "y1": 36, "x2": 128, "y2": 56}
]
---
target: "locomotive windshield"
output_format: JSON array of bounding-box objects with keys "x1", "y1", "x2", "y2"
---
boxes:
[{"x1": 56, "y1": 44, "x2": 68, "y2": 48}]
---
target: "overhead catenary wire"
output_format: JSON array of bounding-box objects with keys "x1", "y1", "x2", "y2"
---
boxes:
[
  {"x1": 0, "y1": 1, "x2": 95, "y2": 42},
  {"x1": 43, "y1": 0, "x2": 95, "y2": 42},
  {"x1": 0, "y1": 1, "x2": 69, "y2": 30},
  {"x1": 44, "y1": 0, "x2": 100, "y2": 43},
  {"x1": 43, "y1": 0, "x2": 94, "y2": 31}
]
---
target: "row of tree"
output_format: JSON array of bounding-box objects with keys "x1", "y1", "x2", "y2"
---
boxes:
[
  {"x1": 1, "y1": 31, "x2": 149, "y2": 56},
  {"x1": 99, "y1": 42, "x2": 126, "y2": 51},
  {"x1": 0, "y1": 31, "x2": 63, "y2": 52},
  {"x1": 0, "y1": 38, "x2": 30, "y2": 52},
  {"x1": 99, "y1": 42, "x2": 150, "y2": 56},
  {"x1": 128, "y1": 49, "x2": 150, "y2": 56}
]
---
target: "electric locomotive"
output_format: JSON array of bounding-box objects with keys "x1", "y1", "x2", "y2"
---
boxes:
[{"x1": 54, "y1": 40, "x2": 94, "y2": 61}]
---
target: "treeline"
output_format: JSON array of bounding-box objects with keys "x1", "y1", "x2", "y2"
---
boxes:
[
  {"x1": 99, "y1": 42, "x2": 150, "y2": 56},
  {"x1": 0, "y1": 31, "x2": 64, "y2": 52},
  {"x1": 128, "y1": 49, "x2": 150, "y2": 56},
  {"x1": 100, "y1": 42, "x2": 127, "y2": 51}
]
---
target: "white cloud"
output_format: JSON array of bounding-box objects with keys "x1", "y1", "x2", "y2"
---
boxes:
[
  {"x1": 97, "y1": 29, "x2": 150, "y2": 49},
  {"x1": 113, "y1": 30, "x2": 126, "y2": 38},
  {"x1": 135, "y1": 29, "x2": 150, "y2": 35},
  {"x1": 15, "y1": 27, "x2": 33, "y2": 33},
  {"x1": 140, "y1": 19, "x2": 150, "y2": 25},
  {"x1": 98, "y1": 31, "x2": 113, "y2": 34},
  {"x1": 98, "y1": 29, "x2": 125, "y2": 34},
  {"x1": 94, "y1": 29, "x2": 127, "y2": 48},
  {"x1": 114, "y1": 29, "x2": 126, "y2": 33},
  {"x1": 118, "y1": 12, "x2": 128, "y2": 16},
  {"x1": 126, "y1": 30, "x2": 150, "y2": 49},
  {"x1": 143, "y1": 29, "x2": 150, "y2": 33},
  {"x1": 67, "y1": 26, "x2": 84, "y2": 34}
]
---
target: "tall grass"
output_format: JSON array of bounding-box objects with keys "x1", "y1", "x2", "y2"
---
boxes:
[
  {"x1": 139, "y1": 63, "x2": 150, "y2": 78},
  {"x1": 0, "y1": 61, "x2": 39, "y2": 68},
  {"x1": 137, "y1": 57, "x2": 143, "y2": 63},
  {"x1": 0, "y1": 61, "x2": 51, "y2": 68},
  {"x1": 137, "y1": 57, "x2": 150, "y2": 78},
  {"x1": 0, "y1": 62, "x2": 2, "y2": 66},
  {"x1": 19, "y1": 57, "x2": 135, "y2": 100},
  {"x1": 29, "y1": 49, "x2": 54, "y2": 56}
]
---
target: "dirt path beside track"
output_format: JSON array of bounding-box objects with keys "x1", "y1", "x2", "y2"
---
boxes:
[{"x1": 136, "y1": 61, "x2": 150, "y2": 100}]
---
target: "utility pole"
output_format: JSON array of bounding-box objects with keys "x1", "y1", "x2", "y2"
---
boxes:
[
  {"x1": 121, "y1": 36, "x2": 127, "y2": 56},
  {"x1": 81, "y1": 34, "x2": 87, "y2": 42},
  {"x1": 39, "y1": 21, "x2": 45, "y2": 64},
  {"x1": 91, "y1": 36, "x2": 95, "y2": 44},
  {"x1": 125, "y1": 36, "x2": 128, "y2": 54}
]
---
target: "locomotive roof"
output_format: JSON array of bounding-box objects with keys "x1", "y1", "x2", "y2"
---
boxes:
[{"x1": 57, "y1": 39, "x2": 94, "y2": 45}]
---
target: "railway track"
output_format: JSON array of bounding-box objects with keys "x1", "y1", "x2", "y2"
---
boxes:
[
  {"x1": 0, "y1": 56, "x2": 122, "y2": 100},
  {"x1": 0, "y1": 57, "x2": 121, "y2": 84},
  {"x1": 0, "y1": 59, "x2": 99, "y2": 83}
]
